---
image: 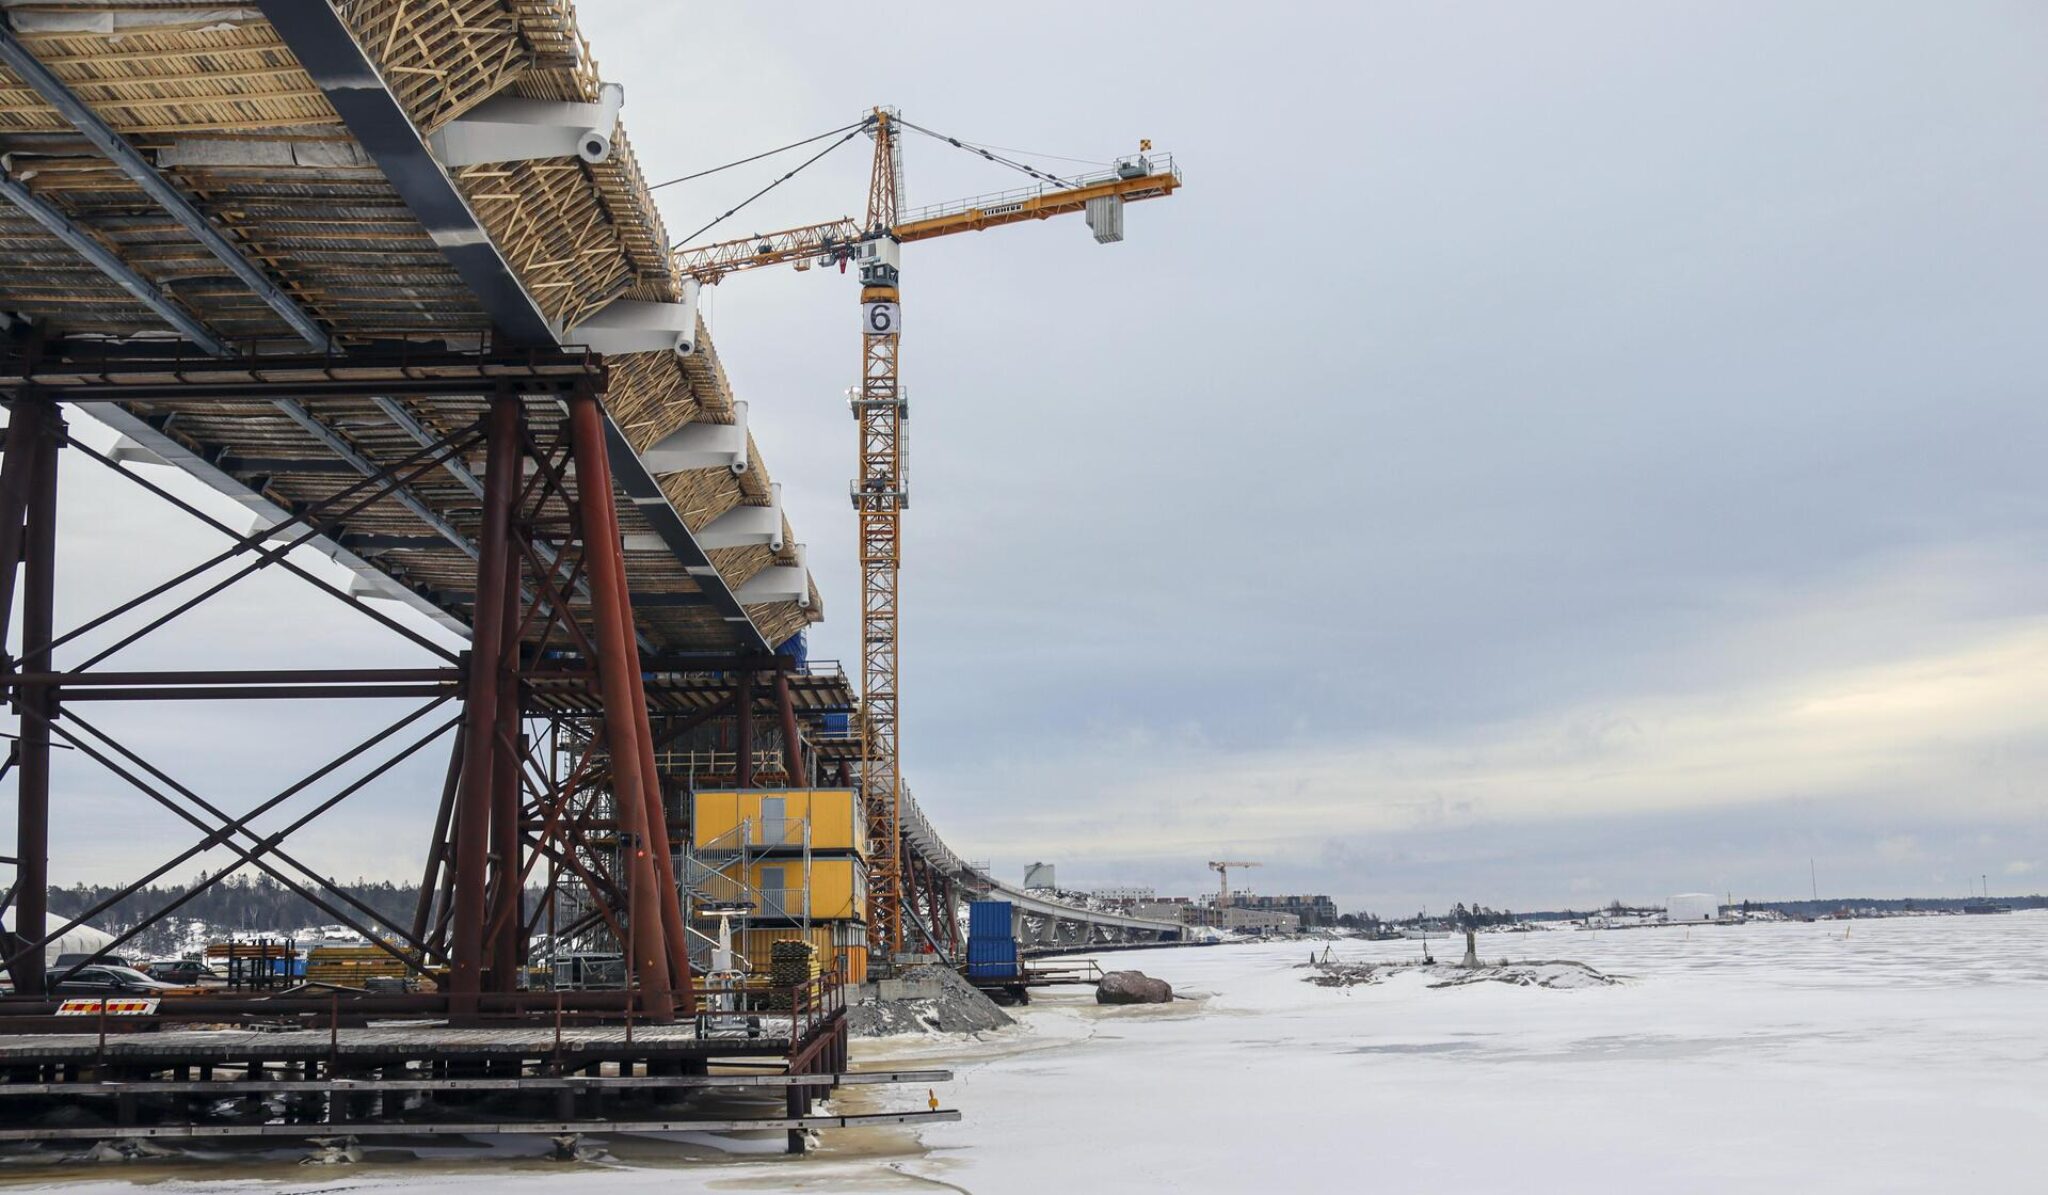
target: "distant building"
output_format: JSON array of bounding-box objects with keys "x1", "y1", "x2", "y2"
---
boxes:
[
  {"x1": 1022, "y1": 862, "x2": 1057, "y2": 890},
  {"x1": 1230, "y1": 893, "x2": 1338, "y2": 928},
  {"x1": 1169, "y1": 903, "x2": 1299, "y2": 933},
  {"x1": 1666, "y1": 893, "x2": 1719, "y2": 923},
  {"x1": 1131, "y1": 898, "x2": 1192, "y2": 923},
  {"x1": 1091, "y1": 885, "x2": 1156, "y2": 904},
  {"x1": 1216, "y1": 907, "x2": 1298, "y2": 934}
]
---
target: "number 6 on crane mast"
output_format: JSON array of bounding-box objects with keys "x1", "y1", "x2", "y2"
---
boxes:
[{"x1": 863, "y1": 301, "x2": 899, "y2": 334}]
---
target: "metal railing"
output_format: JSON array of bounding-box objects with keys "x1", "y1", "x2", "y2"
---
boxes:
[
  {"x1": 654, "y1": 748, "x2": 787, "y2": 777},
  {"x1": 784, "y1": 970, "x2": 843, "y2": 1056},
  {"x1": 898, "y1": 154, "x2": 1179, "y2": 226}
]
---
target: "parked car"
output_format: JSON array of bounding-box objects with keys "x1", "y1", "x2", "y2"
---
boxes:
[
  {"x1": 141, "y1": 959, "x2": 212, "y2": 985},
  {"x1": 46, "y1": 964, "x2": 181, "y2": 998},
  {"x1": 52, "y1": 952, "x2": 134, "y2": 973}
]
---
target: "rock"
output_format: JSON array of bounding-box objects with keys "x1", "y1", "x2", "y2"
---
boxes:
[{"x1": 1095, "y1": 970, "x2": 1173, "y2": 1005}]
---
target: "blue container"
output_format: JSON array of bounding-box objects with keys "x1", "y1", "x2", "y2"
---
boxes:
[
  {"x1": 968, "y1": 900, "x2": 1013, "y2": 940},
  {"x1": 967, "y1": 959, "x2": 1018, "y2": 979},
  {"x1": 967, "y1": 938, "x2": 1016, "y2": 964},
  {"x1": 776, "y1": 631, "x2": 809, "y2": 672},
  {"x1": 822, "y1": 711, "x2": 851, "y2": 738}
]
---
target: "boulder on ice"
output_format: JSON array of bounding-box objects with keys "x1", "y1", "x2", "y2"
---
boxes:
[{"x1": 1095, "y1": 970, "x2": 1173, "y2": 1005}]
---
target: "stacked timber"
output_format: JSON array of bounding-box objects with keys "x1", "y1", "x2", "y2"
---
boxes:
[
  {"x1": 767, "y1": 939, "x2": 821, "y2": 1009},
  {"x1": 304, "y1": 945, "x2": 413, "y2": 988}
]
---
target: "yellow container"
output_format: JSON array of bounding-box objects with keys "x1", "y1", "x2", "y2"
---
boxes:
[
  {"x1": 692, "y1": 789, "x2": 864, "y2": 855},
  {"x1": 734, "y1": 857, "x2": 867, "y2": 921}
]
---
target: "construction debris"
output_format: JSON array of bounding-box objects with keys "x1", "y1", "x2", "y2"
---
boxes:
[{"x1": 1305, "y1": 959, "x2": 1621, "y2": 990}]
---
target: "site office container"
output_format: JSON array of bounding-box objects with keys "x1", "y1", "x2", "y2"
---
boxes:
[
  {"x1": 737, "y1": 857, "x2": 868, "y2": 921},
  {"x1": 736, "y1": 924, "x2": 868, "y2": 985},
  {"x1": 691, "y1": 788, "x2": 865, "y2": 854},
  {"x1": 968, "y1": 900, "x2": 1014, "y2": 940},
  {"x1": 966, "y1": 938, "x2": 1017, "y2": 966}
]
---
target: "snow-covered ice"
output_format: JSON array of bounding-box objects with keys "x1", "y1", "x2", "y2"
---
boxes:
[{"x1": 25, "y1": 910, "x2": 2048, "y2": 1193}]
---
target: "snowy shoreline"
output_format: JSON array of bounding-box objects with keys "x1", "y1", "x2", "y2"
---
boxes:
[{"x1": 12, "y1": 912, "x2": 2047, "y2": 1193}]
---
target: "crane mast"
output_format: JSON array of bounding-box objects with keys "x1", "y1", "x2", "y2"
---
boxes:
[
  {"x1": 1209, "y1": 860, "x2": 1261, "y2": 917},
  {"x1": 855, "y1": 109, "x2": 907, "y2": 959},
  {"x1": 667, "y1": 109, "x2": 1180, "y2": 968}
]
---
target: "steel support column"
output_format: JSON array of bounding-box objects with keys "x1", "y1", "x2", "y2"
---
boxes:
[
  {"x1": 735, "y1": 669, "x2": 755, "y2": 790},
  {"x1": 6, "y1": 396, "x2": 57, "y2": 995},
  {"x1": 568, "y1": 391, "x2": 674, "y2": 1022},
  {"x1": 619, "y1": 588, "x2": 694, "y2": 1015},
  {"x1": 774, "y1": 670, "x2": 805, "y2": 787},
  {"x1": 488, "y1": 396, "x2": 526, "y2": 989},
  {"x1": 448, "y1": 395, "x2": 519, "y2": 1013}
]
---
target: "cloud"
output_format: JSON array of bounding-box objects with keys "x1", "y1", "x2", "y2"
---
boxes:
[{"x1": 953, "y1": 613, "x2": 2048, "y2": 860}]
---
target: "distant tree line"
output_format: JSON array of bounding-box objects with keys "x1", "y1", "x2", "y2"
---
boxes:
[
  {"x1": 44, "y1": 875, "x2": 421, "y2": 958},
  {"x1": 41, "y1": 875, "x2": 537, "y2": 959},
  {"x1": 1446, "y1": 902, "x2": 1515, "y2": 928}
]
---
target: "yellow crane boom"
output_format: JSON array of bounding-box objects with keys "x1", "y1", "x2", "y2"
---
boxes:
[
  {"x1": 672, "y1": 156, "x2": 1181, "y2": 285},
  {"x1": 669, "y1": 110, "x2": 1181, "y2": 966}
]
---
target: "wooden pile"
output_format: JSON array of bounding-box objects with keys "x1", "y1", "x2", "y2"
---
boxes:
[
  {"x1": 766, "y1": 938, "x2": 820, "y2": 1008},
  {"x1": 304, "y1": 944, "x2": 412, "y2": 988}
]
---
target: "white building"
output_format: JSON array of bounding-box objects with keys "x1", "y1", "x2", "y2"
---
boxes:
[
  {"x1": 1667, "y1": 893, "x2": 1720, "y2": 923},
  {"x1": 1091, "y1": 885, "x2": 1156, "y2": 903}
]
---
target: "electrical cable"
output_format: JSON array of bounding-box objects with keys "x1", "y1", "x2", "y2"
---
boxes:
[
  {"x1": 648, "y1": 120, "x2": 867, "y2": 191},
  {"x1": 895, "y1": 118, "x2": 1084, "y2": 190},
  {"x1": 668, "y1": 122, "x2": 870, "y2": 250},
  {"x1": 943, "y1": 143, "x2": 1111, "y2": 168}
]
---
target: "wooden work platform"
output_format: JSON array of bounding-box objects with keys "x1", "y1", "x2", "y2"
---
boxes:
[
  {"x1": 0, "y1": 1022, "x2": 796, "y2": 1066},
  {"x1": 0, "y1": 1008, "x2": 883, "y2": 1153}
]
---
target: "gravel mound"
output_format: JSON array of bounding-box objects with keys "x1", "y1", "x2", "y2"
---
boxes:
[{"x1": 849, "y1": 964, "x2": 1015, "y2": 1038}]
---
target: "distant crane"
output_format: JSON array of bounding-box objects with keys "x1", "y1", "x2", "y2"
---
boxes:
[
  {"x1": 672, "y1": 110, "x2": 1181, "y2": 960},
  {"x1": 1208, "y1": 861, "x2": 1261, "y2": 914}
]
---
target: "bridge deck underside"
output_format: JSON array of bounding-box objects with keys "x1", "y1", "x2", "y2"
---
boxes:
[{"x1": 0, "y1": 3, "x2": 817, "y2": 652}]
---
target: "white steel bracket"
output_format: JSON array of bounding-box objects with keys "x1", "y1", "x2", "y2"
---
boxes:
[
  {"x1": 427, "y1": 82, "x2": 625, "y2": 166},
  {"x1": 563, "y1": 283, "x2": 701, "y2": 357},
  {"x1": 735, "y1": 545, "x2": 810, "y2": 608},
  {"x1": 697, "y1": 482, "x2": 786, "y2": 551},
  {"x1": 642, "y1": 398, "x2": 749, "y2": 475}
]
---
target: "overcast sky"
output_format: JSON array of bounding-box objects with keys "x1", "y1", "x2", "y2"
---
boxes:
[{"x1": 25, "y1": 2, "x2": 2048, "y2": 917}]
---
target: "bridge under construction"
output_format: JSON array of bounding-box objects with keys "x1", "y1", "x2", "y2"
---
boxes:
[{"x1": 0, "y1": 0, "x2": 1176, "y2": 1153}]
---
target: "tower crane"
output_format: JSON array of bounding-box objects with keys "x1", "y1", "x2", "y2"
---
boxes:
[
  {"x1": 1208, "y1": 861, "x2": 1261, "y2": 916},
  {"x1": 670, "y1": 109, "x2": 1180, "y2": 962}
]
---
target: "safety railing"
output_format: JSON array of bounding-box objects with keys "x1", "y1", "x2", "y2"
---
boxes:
[
  {"x1": 654, "y1": 748, "x2": 788, "y2": 777},
  {"x1": 785, "y1": 970, "x2": 844, "y2": 1057},
  {"x1": 898, "y1": 154, "x2": 1179, "y2": 226}
]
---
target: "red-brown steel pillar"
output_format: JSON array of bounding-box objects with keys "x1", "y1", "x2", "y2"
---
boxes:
[
  {"x1": 449, "y1": 394, "x2": 519, "y2": 1015},
  {"x1": 489, "y1": 407, "x2": 525, "y2": 989},
  {"x1": 568, "y1": 390, "x2": 674, "y2": 1021},
  {"x1": 0, "y1": 400, "x2": 42, "y2": 651},
  {"x1": 774, "y1": 669, "x2": 806, "y2": 787},
  {"x1": 735, "y1": 668, "x2": 754, "y2": 789},
  {"x1": 621, "y1": 604, "x2": 695, "y2": 1012},
  {"x1": 8, "y1": 396, "x2": 56, "y2": 996}
]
